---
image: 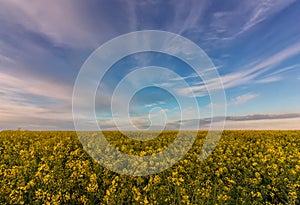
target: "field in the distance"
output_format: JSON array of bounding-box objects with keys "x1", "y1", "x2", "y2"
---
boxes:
[{"x1": 0, "y1": 130, "x2": 299, "y2": 204}]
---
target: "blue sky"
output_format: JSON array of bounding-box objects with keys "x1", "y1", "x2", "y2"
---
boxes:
[{"x1": 0, "y1": 0, "x2": 300, "y2": 130}]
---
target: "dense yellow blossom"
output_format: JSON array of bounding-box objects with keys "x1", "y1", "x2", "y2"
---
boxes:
[{"x1": 0, "y1": 130, "x2": 299, "y2": 204}]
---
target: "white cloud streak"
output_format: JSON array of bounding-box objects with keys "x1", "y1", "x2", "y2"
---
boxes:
[
  {"x1": 256, "y1": 76, "x2": 282, "y2": 84},
  {"x1": 0, "y1": 71, "x2": 73, "y2": 129},
  {"x1": 229, "y1": 93, "x2": 259, "y2": 105},
  {"x1": 267, "y1": 64, "x2": 300, "y2": 76},
  {"x1": 0, "y1": 0, "x2": 120, "y2": 48},
  {"x1": 177, "y1": 41, "x2": 300, "y2": 97},
  {"x1": 0, "y1": 72, "x2": 72, "y2": 101},
  {"x1": 236, "y1": 0, "x2": 295, "y2": 36}
]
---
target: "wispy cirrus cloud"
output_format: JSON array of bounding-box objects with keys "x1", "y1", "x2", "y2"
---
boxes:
[
  {"x1": 255, "y1": 64, "x2": 299, "y2": 83},
  {"x1": 0, "y1": 71, "x2": 73, "y2": 129},
  {"x1": 256, "y1": 76, "x2": 282, "y2": 84},
  {"x1": 177, "y1": 41, "x2": 300, "y2": 97},
  {"x1": 0, "y1": 72, "x2": 72, "y2": 101},
  {"x1": 267, "y1": 64, "x2": 300, "y2": 76},
  {"x1": 1, "y1": 0, "x2": 90, "y2": 47},
  {"x1": 0, "y1": 0, "x2": 137, "y2": 48},
  {"x1": 229, "y1": 93, "x2": 259, "y2": 105},
  {"x1": 236, "y1": 0, "x2": 296, "y2": 36},
  {"x1": 144, "y1": 101, "x2": 165, "y2": 108},
  {"x1": 193, "y1": 0, "x2": 296, "y2": 46}
]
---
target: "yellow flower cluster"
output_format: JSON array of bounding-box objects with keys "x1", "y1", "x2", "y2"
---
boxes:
[{"x1": 0, "y1": 130, "x2": 299, "y2": 204}]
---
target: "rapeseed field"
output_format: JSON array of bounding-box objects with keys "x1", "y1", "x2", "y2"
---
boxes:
[{"x1": 0, "y1": 130, "x2": 299, "y2": 204}]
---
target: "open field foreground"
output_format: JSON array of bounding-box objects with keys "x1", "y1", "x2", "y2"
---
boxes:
[{"x1": 0, "y1": 130, "x2": 299, "y2": 204}]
